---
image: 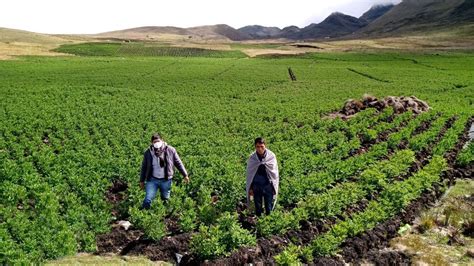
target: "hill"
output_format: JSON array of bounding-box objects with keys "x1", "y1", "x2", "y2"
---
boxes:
[
  {"x1": 0, "y1": 27, "x2": 88, "y2": 59},
  {"x1": 286, "y1": 12, "x2": 367, "y2": 39},
  {"x1": 96, "y1": 24, "x2": 250, "y2": 41},
  {"x1": 358, "y1": 0, "x2": 474, "y2": 36},
  {"x1": 359, "y1": 4, "x2": 395, "y2": 24},
  {"x1": 92, "y1": 1, "x2": 473, "y2": 41},
  {"x1": 0, "y1": 27, "x2": 68, "y2": 44},
  {"x1": 238, "y1": 25, "x2": 281, "y2": 39}
]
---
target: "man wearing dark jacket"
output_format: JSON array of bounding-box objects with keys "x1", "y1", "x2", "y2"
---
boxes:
[{"x1": 140, "y1": 133, "x2": 189, "y2": 209}]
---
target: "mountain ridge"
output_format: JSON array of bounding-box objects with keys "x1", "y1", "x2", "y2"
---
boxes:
[{"x1": 3, "y1": 1, "x2": 473, "y2": 42}]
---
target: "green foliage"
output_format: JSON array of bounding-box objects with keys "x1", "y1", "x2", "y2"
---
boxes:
[
  {"x1": 190, "y1": 212, "x2": 256, "y2": 259},
  {"x1": 274, "y1": 244, "x2": 302, "y2": 265},
  {"x1": 129, "y1": 203, "x2": 167, "y2": 240},
  {"x1": 54, "y1": 42, "x2": 122, "y2": 56},
  {"x1": 0, "y1": 51, "x2": 472, "y2": 263},
  {"x1": 457, "y1": 141, "x2": 474, "y2": 166},
  {"x1": 360, "y1": 128, "x2": 378, "y2": 143},
  {"x1": 178, "y1": 197, "x2": 198, "y2": 232},
  {"x1": 55, "y1": 42, "x2": 247, "y2": 58},
  {"x1": 298, "y1": 155, "x2": 448, "y2": 258},
  {"x1": 256, "y1": 209, "x2": 305, "y2": 237}
]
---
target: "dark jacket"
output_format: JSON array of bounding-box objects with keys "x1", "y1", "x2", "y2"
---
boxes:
[{"x1": 140, "y1": 145, "x2": 188, "y2": 182}]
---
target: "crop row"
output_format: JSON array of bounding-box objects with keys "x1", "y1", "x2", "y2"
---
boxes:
[
  {"x1": 275, "y1": 155, "x2": 447, "y2": 264},
  {"x1": 274, "y1": 115, "x2": 469, "y2": 264},
  {"x1": 254, "y1": 113, "x2": 449, "y2": 238}
]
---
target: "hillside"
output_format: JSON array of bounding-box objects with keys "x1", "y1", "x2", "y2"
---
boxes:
[
  {"x1": 359, "y1": 4, "x2": 395, "y2": 24},
  {"x1": 0, "y1": 27, "x2": 87, "y2": 59},
  {"x1": 238, "y1": 25, "x2": 281, "y2": 39},
  {"x1": 187, "y1": 24, "x2": 250, "y2": 41},
  {"x1": 287, "y1": 12, "x2": 366, "y2": 39},
  {"x1": 358, "y1": 0, "x2": 474, "y2": 36},
  {"x1": 0, "y1": 27, "x2": 68, "y2": 44},
  {"x1": 96, "y1": 24, "x2": 250, "y2": 41},
  {"x1": 92, "y1": 1, "x2": 473, "y2": 41}
]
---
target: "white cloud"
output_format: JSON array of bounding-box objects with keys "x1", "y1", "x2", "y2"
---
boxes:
[{"x1": 0, "y1": 0, "x2": 402, "y2": 34}]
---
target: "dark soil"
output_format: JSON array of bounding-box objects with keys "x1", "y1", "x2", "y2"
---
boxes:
[
  {"x1": 340, "y1": 183, "x2": 441, "y2": 264},
  {"x1": 96, "y1": 227, "x2": 143, "y2": 254},
  {"x1": 106, "y1": 179, "x2": 128, "y2": 204},
  {"x1": 105, "y1": 179, "x2": 129, "y2": 219},
  {"x1": 122, "y1": 233, "x2": 192, "y2": 262},
  {"x1": 96, "y1": 179, "x2": 135, "y2": 254}
]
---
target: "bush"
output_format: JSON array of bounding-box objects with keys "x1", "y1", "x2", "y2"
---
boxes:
[
  {"x1": 178, "y1": 197, "x2": 198, "y2": 232},
  {"x1": 190, "y1": 212, "x2": 255, "y2": 259},
  {"x1": 129, "y1": 203, "x2": 167, "y2": 240},
  {"x1": 274, "y1": 244, "x2": 302, "y2": 265}
]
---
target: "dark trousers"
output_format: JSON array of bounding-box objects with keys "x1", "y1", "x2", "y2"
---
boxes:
[{"x1": 253, "y1": 183, "x2": 274, "y2": 216}]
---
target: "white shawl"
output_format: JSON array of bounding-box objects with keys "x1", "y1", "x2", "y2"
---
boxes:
[{"x1": 246, "y1": 149, "x2": 279, "y2": 208}]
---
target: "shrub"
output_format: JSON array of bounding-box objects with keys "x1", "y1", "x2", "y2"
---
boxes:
[{"x1": 190, "y1": 212, "x2": 255, "y2": 259}]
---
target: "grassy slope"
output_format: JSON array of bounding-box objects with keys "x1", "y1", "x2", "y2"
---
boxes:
[{"x1": 0, "y1": 27, "x2": 93, "y2": 59}]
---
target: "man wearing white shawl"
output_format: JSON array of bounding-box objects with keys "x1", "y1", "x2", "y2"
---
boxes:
[{"x1": 246, "y1": 137, "x2": 279, "y2": 216}]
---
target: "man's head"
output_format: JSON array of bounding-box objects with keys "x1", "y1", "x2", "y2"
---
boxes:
[
  {"x1": 151, "y1": 133, "x2": 164, "y2": 149},
  {"x1": 254, "y1": 137, "x2": 266, "y2": 156}
]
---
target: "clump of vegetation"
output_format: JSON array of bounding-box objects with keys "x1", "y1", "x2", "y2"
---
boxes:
[
  {"x1": 418, "y1": 212, "x2": 436, "y2": 233},
  {"x1": 457, "y1": 142, "x2": 474, "y2": 167},
  {"x1": 129, "y1": 203, "x2": 167, "y2": 240},
  {"x1": 190, "y1": 212, "x2": 256, "y2": 259}
]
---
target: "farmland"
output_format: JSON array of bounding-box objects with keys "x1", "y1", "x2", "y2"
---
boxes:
[{"x1": 1, "y1": 44, "x2": 473, "y2": 264}]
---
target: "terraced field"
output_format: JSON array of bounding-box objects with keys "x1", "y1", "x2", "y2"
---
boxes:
[{"x1": 0, "y1": 44, "x2": 473, "y2": 264}]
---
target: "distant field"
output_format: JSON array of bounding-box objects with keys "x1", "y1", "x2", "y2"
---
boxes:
[
  {"x1": 0, "y1": 50, "x2": 473, "y2": 264},
  {"x1": 54, "y1": 42, "x2": 247, "y2": 58}
]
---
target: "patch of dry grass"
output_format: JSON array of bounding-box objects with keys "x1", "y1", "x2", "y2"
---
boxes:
[
  {"x1": 390, "y1": 179, "x2": 474, "y2": 265},
  {"x1": 0, "y1": 28, "x2": 94, "y2": 60},
  {"x1": 0, "y1": 42, "x2": 71, "y2": 60},
  {"x1": 46, "y1": 253, "x2": 169, "y2": 266}
]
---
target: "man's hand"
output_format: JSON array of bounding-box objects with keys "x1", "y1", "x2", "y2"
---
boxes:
[
  {"x1": 140, "y1": 182, "x2": 145, "y2": 190},
  {"x1": 249, "y1": 189, "x2": 254, "y2": 196},
  {"x1": 183, "y1": 176, "x2": 190, "y2": 184}
]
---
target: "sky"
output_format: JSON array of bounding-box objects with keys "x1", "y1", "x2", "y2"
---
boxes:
[{"x1": 1, "y1": 0, "x2": 402, "y2": 34}]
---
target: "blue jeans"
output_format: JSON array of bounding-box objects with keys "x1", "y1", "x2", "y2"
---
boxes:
[
  {"x1": 253, "y1": 183, "x2": 274, "y2": 216},
  {"x1": 142, "y1": 178, "x2": 172, "y2": 209}
]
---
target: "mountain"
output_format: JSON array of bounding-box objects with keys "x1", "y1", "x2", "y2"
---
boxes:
[
  {"x1": 94, "y1": 1, "x2": 473, "y2": 41},
  {"x1": 278, "y1": 4, "x2": 394, "y2": 40},
  {"x1": 280, "y1": 26, "x2": 301, "y2": 37},
  {"x1": 284, "y1": 12, "x2": 367, "y2": 39},
  {"x1": 359, "y1": 4, "x2": 395, "y2": 24},
  {"x1": 358, "y1": 0, "x2": 474, "y2": 36},
  {"x1": 188, "y1": 24, "x2": 250, "y2": 41},
  {"x1": 238, "y1": 25, "x2": 282, "y2": 39}
]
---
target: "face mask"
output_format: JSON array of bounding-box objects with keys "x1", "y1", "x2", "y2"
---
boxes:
[{"x1": 153, "y1": 141, "x2": 163, "y2": 149}]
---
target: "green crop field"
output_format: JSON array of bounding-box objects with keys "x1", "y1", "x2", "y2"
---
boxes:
[{"x1": 1, "y1": 43, "x2": 473, "y2": 264}]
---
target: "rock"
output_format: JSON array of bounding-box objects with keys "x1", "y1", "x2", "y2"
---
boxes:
[
  {"x1": 392, "y1": 101, "x2": 406, "y2": 114},
  {"x1": 343, "y1": 99, "x2": 364, "y2": 115},
  {"x1": 116, "y1": 220, "x2": 132, "y2": 230},
  {"x1": 467, "y1": 248, "x2": 474, "y2": 258},
  {"x1": 363, "y1": 94, "x2": 377, "y2": 105},
  {"x1": 176, "y1": 253, "x2": 183, "y2": 264},
  {"x1": 334, "y1": 95, "x2": 430, "y2": 120}
]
